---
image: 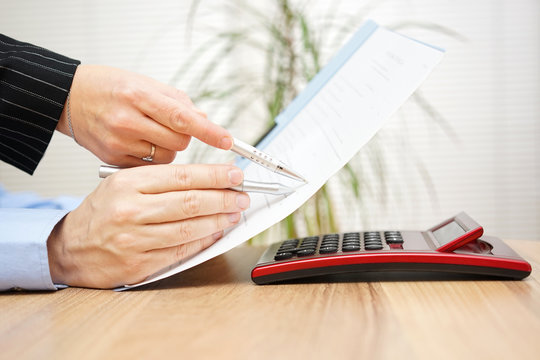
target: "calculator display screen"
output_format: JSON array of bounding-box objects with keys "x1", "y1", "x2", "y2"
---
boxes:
[{"x1": 432, "y1": 221, "x2": 466, "y2": 245}]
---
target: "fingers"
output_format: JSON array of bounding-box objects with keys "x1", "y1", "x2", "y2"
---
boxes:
[
  {"x1": 134, "y1": 89, "x2": 233, "y2": 150},
  {"x1": 102, "y1": 111, "x2": 191, "y2": 161},
  {"x1": 138, "y1": 189, "x2": 249, "y2": 224},
  {"x1": 125, "y1": 113, "x2": 192, "y2": 153},
  {"x1": 119, "y1": 164, "x2": 244, "y2": 194},
  {"x1": 143, "y1": 233, "x2": 221, "y2": 274},
  {"x1": 100, "y1": 147, "x2": 176, "y2": 167},
  {"x1": 136, "y1": 212, "x2": 239, "y2": 251},
  {"x1": 127, "y1": 142, "x2": 176, "y2": 165}
]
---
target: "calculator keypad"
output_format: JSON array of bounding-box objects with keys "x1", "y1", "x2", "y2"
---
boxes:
[{"x1": 274, "y1": 231, "x2": 404, "y2": 261}]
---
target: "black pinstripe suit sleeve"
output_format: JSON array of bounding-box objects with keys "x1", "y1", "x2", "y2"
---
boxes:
[{"x1": 0, "y1": 34, "x2": 80, "y2": 175}]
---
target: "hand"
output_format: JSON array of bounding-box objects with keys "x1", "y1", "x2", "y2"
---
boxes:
[
  {"x1": 46, "y1": 164, "x2": 249, "y2": 289},
  {"x1": 56, "y1": 64, "x2": 233, "y2": 166}
]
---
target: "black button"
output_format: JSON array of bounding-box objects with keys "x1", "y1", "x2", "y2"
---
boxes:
[
  {"x1": 365, "y1": 244, "x2": 383, "y2": 250},
  {"x1": 364, "y1": 232, "x2": 380, "y2": 236},
  {"x1": 364, "y1": 237, "x2": 381, "y2": 242},
  {"x1": 321, "y1": 241, "x2": 339, "y2": 245},
  {"x1": 364, "y1": 240, "x2": 382, "y2": 245},
  {"x1": 274, "y1": 252, "x2": 294, "y2": 260},
  {"x1": 278, "y1": 247, "x2": 297, "y2": 253},
  {"x1": 319, "y1": 246, "x2": 338, "y2": 254},
  {"x1": 297, "y1": 248, "x2": 316, "y2": 257},
  {"x1": 283, "y1": 239, "x2": 299, "y2": 244},
  {"x1": 385, "y1": 237, "x2": 403, "y2": 244},
  {"x1": 321, "y1": 240, "x2": 339, "y2": 244},
  {"x1": 342, "y1": 245, "x2": 361, "y2": 252},
  {"x1": 279, "y1": 244, "x2": 297, "y2": 249}
]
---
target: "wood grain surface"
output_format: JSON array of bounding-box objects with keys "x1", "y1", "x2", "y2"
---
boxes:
[{"x1": 1, "y1": 240, "x2": 539, "y2": 360}]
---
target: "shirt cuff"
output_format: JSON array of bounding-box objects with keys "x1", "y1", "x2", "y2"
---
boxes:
[{"x1": 0, "y1": 208, "x2": 69, "y2": 291}]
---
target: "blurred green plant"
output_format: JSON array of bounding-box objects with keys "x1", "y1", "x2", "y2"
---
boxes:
[{"x1": 171, "y1": 0, "x2": 461, "y2": 244}]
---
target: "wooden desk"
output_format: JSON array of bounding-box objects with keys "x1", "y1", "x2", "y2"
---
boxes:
[{"x1": 1, "y1": 240, "x2": 539, "y2": 360}]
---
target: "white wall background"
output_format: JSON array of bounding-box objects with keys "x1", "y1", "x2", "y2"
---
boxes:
[{"x1": 0, "y1": 0, "x2": 538, "y2": 240}]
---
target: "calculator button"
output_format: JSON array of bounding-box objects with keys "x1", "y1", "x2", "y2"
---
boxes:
[
  {"x1": 321, "y1": 243, "x2": 339, "y2": 248},
  {"x1": 322, "y1": 237, "x2": 339, "y2": 241},
  {"x1": 364, "y1": 237, "x2": 381, "y2": 241},
  {"x1": 342, "y1": 245, "x2": 361, "y2": 252},
  {"x1": 283, "y1": 239, "x2": 299, "y2": 244},
  {"x1": 297, "y1": 248, "x2": 316, "y2": 257},
  {"x1": 385, "y1": 237, "x2": 403, "y2": 244},
  {"x1": 279, "y1": 243, "x2": 297, "y2": 249},
  {"x1": 278, "y1": 247, "x2": 297, "y2": 254},
  {"x1": 321, "y1": 240, "x2": 339, "y2": 245},
  {"x1": 319, "y1": 246, "x2": 338, "y2": 254},
  {"x1": 365, "y1": 244, "x2": 383, "y2": 250},
  {"x1": 274, "y1": 252, "x2": 294, "y2": 260},
  {"x1": 364, "y1": 231, "x2": 380, "y2": 236},
  {"x1": 364, "y1": 240, "x2": 382, "y2": 245}
]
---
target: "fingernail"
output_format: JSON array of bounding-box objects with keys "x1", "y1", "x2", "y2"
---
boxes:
[
  {"x1": 236, "y1": 194, "x2": 250, "y2": 210},
  {"x1": 228, "y1": 212, "x2": 241, "y2": 223},
  {"x1": 228, "y1": 168, "x2": 243, "y2": 185},
  {"x1": 220, "y1": 136, "x2": 233, "y2": 150}
]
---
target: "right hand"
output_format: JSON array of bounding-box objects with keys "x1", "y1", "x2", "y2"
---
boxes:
[
  {"x1": 56, "y1": 64, "x2": 234, "y2": 167},
  {"x1": 46, "y1": 164, "x2": 250, "y2": 289}
]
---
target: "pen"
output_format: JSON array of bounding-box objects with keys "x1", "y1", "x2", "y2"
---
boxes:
[
  {"x1": 231, "y1": 138, "x2": 307, "y2": 183},
  {"x1": 98, "y1": 165, "x2": 296, "y2": 196}
]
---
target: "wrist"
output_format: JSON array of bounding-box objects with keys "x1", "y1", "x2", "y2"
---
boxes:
[
  {"x1": 56, "y1": 65, "x2": 82, "y2": 140},
  {"x1": 46, "y1": 214, "x2": 71, "y2": 285}
]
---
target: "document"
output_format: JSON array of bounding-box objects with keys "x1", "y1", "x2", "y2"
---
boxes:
[{"x1": 118, "y1": 20, "x2": 444, "y2": 290}]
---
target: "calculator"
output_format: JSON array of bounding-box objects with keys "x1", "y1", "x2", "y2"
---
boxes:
[{"x1": 251, "y1": 212, "x2": 531, "y2": 284}]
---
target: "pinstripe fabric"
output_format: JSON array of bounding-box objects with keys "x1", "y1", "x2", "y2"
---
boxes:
[{"x1": 0, "y1": 34, "x2": 80, "y2": 175}]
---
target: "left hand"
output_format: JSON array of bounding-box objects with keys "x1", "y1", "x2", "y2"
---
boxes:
[
  {"x1": 56, "y1": 64, "x2": 233, "y2": 167},
  {"x1": 47, "y1": 164, "x2": 249, "y2": 289}
]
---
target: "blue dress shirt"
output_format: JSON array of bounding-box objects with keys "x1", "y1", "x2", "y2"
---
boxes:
[{"x1": 0, "y1": 185, "x2": 81, "y2": 290}]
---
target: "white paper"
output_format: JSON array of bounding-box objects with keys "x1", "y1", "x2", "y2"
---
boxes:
[{"x1": 119, "y1": 24, "x2": 444, "y2": 290}]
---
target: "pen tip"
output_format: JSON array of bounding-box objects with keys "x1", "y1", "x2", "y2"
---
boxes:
[
  {"x1": 278, "y1": 166, "x2": 307, "y2": 183},
  {"x1": 295, "y1": 174, "x2": 308, "y2": 183}
]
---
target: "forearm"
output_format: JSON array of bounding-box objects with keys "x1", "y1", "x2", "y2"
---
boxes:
[{"x1": 0, "y1": 34, "x2": 80, "y2": 174}]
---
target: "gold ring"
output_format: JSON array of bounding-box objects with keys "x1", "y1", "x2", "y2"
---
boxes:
[{"x1": 142, "y1": 143, "x2": 156, "y2": 162}]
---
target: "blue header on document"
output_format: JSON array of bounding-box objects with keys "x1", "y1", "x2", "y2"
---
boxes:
[{"x1": 236, "y1": 19, "x2": 444, "y2": 169}]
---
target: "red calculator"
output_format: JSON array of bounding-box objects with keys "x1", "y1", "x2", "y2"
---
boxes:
[{"x1": 251, "y1": 212, "x2": 531, "y2": 284}]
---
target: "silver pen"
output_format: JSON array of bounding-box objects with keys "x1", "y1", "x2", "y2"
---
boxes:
[
  {"x1": 98, "y1": 165, "x2": 295, "y2": 195},
  {"x1": 231, "y1": 138, "x2": 307, "y2": 183}
]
